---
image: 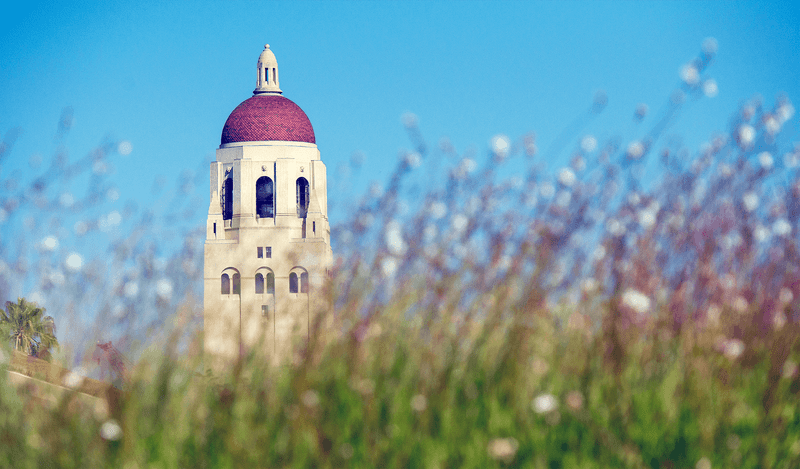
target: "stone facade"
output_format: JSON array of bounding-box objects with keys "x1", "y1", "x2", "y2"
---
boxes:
[{"x1": 204, "y1": 45, "x2": 331, "y2": 368}]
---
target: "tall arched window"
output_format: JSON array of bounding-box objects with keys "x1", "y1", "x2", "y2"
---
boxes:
[
  {"x1": 222, "y1": 176, "x2": 233, "y2": 220},
  {"x1": 256, "y1": 176, "x2": 274, "y2": 218},
  {"x1": 289, "y1": 272, "x2": 298, "y2": 293},
  {"x1": 232, "y1": 273, "x2": 241, "y2": 295},
  {"x1": 300, "y1": 272, "x2": 309, "y2": 293},
  {"x1": 221, "y1": 273, "x2": 230, "y2": 295},
  {"x1": 255, "y1": 273, "x2": 264, "y2": 294},
  {"x1": 296, "y1": 177, "x2": 309, "y2": 218},
  {"x1": 267, "y1": 272, "x2": 275, "y2": 294}
]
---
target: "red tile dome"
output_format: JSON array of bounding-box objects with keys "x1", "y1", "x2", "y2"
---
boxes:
[{"x1": 221, "y1": 95, "x2": 315, "y2": 145}]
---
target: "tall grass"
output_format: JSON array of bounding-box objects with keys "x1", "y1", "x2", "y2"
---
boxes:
[{"x1": 2, "y1": 40, "x2": 800, "y2": 467}]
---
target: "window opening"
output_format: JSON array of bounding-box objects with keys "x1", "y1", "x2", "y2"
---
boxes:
[
  {"x1": 255, "y1": 273, "x2": 264, "y2": 294},
  {"x1": 222, "y1": 177, "x2": 233, "y2": 220},
  {"x1": 300, "y1": 272, "x2": 309, "y2": 293},
  {"x1": 267, "y1": 272, "x2": 275, "y2": 294},
  {"x1": 313, "y1": 221, "x2": 316, "y2": 234},
  {"x1": 261, "y1": 305, "x2": 269, "y2": 318},
  {"x1": 265, "y1": 67, "x2": 269, "y2": 83},
  {"x1": 256, "y1": 176, "x2": 274, "y2": 219},
  {"x1": 272, "y1": 68, "x2": 276, "y2": 84},
  {"x1": 213, "y1": 222, "x2": 217, "y2": 236},
  {"x1": 296, "y1": 177, "x2": 309, "y2": 218},
  {"x1": 265, "y1": 247, "x2": 272, "y2": 258},
  {"x1": 289, "y1": 272, "x2": 298, "y2": 293},
  {"x1": 257, "y1": 247, "x2": 263, "y2": 258},
  {"x1": 221, "y1": 274, "x2": 230, "y2": 295},
  {"x1": 232, "y1": 273, "x2": 241, "y2": 295}
]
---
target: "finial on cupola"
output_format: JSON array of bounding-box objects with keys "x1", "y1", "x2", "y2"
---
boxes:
[{"x1": 254, "y1": 44, "x2": 282, "y2": 95}]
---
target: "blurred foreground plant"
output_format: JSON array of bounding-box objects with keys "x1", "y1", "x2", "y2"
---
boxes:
[{"x1": 2, "y1": 40, "x2": 800, "y2": 468}]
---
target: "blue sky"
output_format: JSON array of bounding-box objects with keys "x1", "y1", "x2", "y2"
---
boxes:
[{"x1": 1, "y1": 1, "x2": 799, "y2": 344}]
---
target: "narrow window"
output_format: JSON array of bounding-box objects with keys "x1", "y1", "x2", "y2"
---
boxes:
[
  {"x1": 261, "y1": 305, "x2": 269, "y2": 318},
  {"x1": 267, "y1": 272, "x2": 275, "y2": 294},
  {"x1": 222, "y1": 177, "x2": 233, "y2": 220},
  {"x1": 265, "y1": 247, "x2": 272, "y2": 258},
  {"x1": 296, "y1": 177, "x2": 309, "y2": 218},
  {"x1": 256, "y1": 176, "x2": 274, "y2": 218},
  {"x1": 221, "y1": 274, "x2": 230, "y2": 295},
  {"x1": 255, "y1": 273, "x2": 265, "y2": 294},
  {"x1": 213, "y1": 222, "x2": 216, "y2": 236},
  {"x1": 313, "y1": 221, "x2": 316, "y2": 234},
  {"x1": 257, "y1": 247, "x2": 263, "y2": 258},
  {"x1": 232, "y1": 273, "x2": 241, "y2": 295},
  {"x1": 300, "y1": 272, "x2": 309, "y2": 293},
  {"x1": 272, "y1": 68, "x2": 276, "y2": 84},
  {"x1": 265, "y1": 67, "x2": 269, "y2": 83},
  {"x1": 289, "y1": 272, "x2": 298, "y2": 293}
]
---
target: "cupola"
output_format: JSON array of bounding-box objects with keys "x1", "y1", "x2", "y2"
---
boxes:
[{"x1": 254, "y1": 44, "x2": 281, "y2": 95}]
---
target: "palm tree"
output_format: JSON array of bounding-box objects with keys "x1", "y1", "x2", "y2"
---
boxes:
[{"x1": 0, "y1": 297, "x2": 58, "y2": 357}]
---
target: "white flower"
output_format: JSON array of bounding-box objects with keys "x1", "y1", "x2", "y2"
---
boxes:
[
  {"x1": 302, "y1": 389, "x2": 319, "y2": 408},
  {"x1": 117, "y1": 140, "x2": 133, "y2": 155},
  {"x1": 62, "y1": 367, "x2": 86, "y2": 389},
  {"x1": 100, "y1": 420, "x2": 123, "y2": 441},
  {"x1": 702, "y1": 80, "x2": 718, "y2": 98},
  {"x1": 532, "y1": 393, "x2": 558, "y2": 414},
  {"x1": 429, "y1": 202, "x2": 447, "y2": 220},
  {"x1": 758, "y1": 151, "x2": 774, "y2": 170},
  {"x1": 381, "y1": 257, "x2": 398, "y2": 278},
  {"x1": 41, "y1": 236, "x2": 59, "y2": 251},
  {"x1": 487, "y1": 437, "x2": 519, "y2": 462},
  {"x1": 491, "y1": 135, "x2": 510, "y2": 159},
  {"x1": 723, "y1": 339, "x2": 745, "y2": 360},
  {"x1": 581, "y1": 135, "x2": 597, "y2": 153},
  {"x1": 156, "y1": 279, "x2": 173, "y2": 299},
  {"x1": 680, "y1": 64, "x2": 700, "y2": 86},
  {"x1": 773, "y1": 219, "x2": 792, "y2": 237},
  {"x1": 626, "y1": 141, "x2": 645, "y2": 159},
  {"x1": 558, "y1": 168, "x2": 576, "y2": 187},
  {"x1": 384, "y1": 221, "x2": 407, "y2": 256},
  {"x1": 621, "y1": 289, "x2": 651, "y2": 315},
  {"x1": 65, "y1": 253, "x2": 83, "y2": 272},
  {"x1": 737, "y1": 125, "x2": 755, "y2": 148},
  {"x1": 742, "y1": 191, "x2": 759, "y2": 212}
]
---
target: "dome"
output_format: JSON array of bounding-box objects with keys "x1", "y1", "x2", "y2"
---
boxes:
[{"x1": 220, "y1": 95, "x2": 315, "y2": 145}]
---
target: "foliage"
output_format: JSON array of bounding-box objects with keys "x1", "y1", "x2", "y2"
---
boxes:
[
  {"x1": 0, "y1": 297, "x2": 58, "y2": 358},
  {"x1": 1, "y1": 39, "x2": 800, "y2": 467}
]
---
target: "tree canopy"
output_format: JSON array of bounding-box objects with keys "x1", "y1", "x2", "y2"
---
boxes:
[{"x1": 0, "y1": 297, "x2": 58, "y2": 359}]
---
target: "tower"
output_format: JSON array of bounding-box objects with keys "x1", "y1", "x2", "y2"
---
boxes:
[{"x1": 204, "y1": 44, "x2": 331, "y2": 366}]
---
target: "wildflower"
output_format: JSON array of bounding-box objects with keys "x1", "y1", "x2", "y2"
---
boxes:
[
  {"x1": 558, "y1": 168, "x2": 576, "y2": 187},
  {"x1": 634, "y1": 103, "x2": 648, "y2": 120},
  {"x1": 41, "y1": 236, "x2": 59, "y2": 251},
  {"x1": 566, "y1": 390, "x2": 584, "y2": 411},
  {"x1": 784, "y1": 151, "x2": 799, "y2": 168},
  {"x1": 783, "y1": 360, "x2": 798, "y2": 379},
  {"x1": 62, "y1": 367, "x2": 86, "y2": 389},
  {"x1": 696, "y1": 456, "x2": 711, "y2": 469},
  {"x1": 680, "y1": 63, "x2": 700, "y2": 86},
  {"x1": 532, "y1": 393, "x2": 558, "y2": 414},
  {"x1": 451, "y1": 214, "x2": 468, "y2": 234},
  {"x1": 737, "y1": 125, "x2": 755, "y2": 149},
  {"x1": 117, "y1": 140, "x2": 133, "y2": 155},
  {"x1": 581, "y1": 135, "x2": 597, "y2": 152},
  {"x1": 429, "y1": 202, "x2": 446, "y2": 220},
  {"x1": 772, "y1": 219, "x2": 792, "y2": 237},
  {"x1": 301, "y1": 390, "x2": 319, "y2": 408},
  {"x1": 487, "y1": 437, "x2": 518, "y2": 463},
  {"x1": 65, "y1": 253, "x2": 83, "y2": 272},
  {"x1": 758, "y1": 151, "x2": 774, "y2": 170},
  {"x1": 702, "y1": 37, "x2": 718, "y2": 56},
  {"x1": 339, "y1": 443, "x2": 354, "y2": 459},
  {"x1": 702, "y1": 80, "x2": 718, "y2": 98},
  {"x1": 779, "y1": 288, "x2": 793, "y2": 305},
  {"x1": 706, "y1": 304, "x2": 722, "y2": 326},
  {"x1": 491, "y1": 134, "x2": 510, "y2": 160},
  {"x1": 411, "y1": 394, "x2": 427, "y2": 412},
  {"x1": 74, "y1": 221, "x2": 88, "y2": 236},
  {"x1": 123, "y1": 282, "x2": 139, "y2": 298},
  {"x1": 384, "y1": 221, "x2": 407, "y2": 256},
  {"x1": 539, "y1": 182, "x2": 555, "y2": 198},
  {"x1": 404, "y1": 152, "x2": 421, "y2": 168},
  {"x1": 401, "y1": 112, "x2": 418, "y2": 128},
  {"x1": 723, "y1": 339, "x2": 745, "y2": 360},
  {"x1": 381, "y1": 257, "x2": 398, "y2": 278},
  {"x1": 156, "y1": 279, "x2": 173, "y2": 299},
  {"x1": 773, "y1": 312, "x2": 787, "y2": 330},
  {"x1": 100, "y1": 420, "x2": 123, "y2": 441},
  {"x1": 621, "y1": 289, "x2": 651, "y2": 315},
  {"x1": 626, "y1": 141, "x2": 645, "y2": 160}
]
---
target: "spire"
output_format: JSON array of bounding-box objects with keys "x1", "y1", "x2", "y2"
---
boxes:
[{"x1": 254, "y1": 44, "x2": 282, "y2": 95}]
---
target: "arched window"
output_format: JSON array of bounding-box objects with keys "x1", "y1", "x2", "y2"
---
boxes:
[
  {"x1": 221, "y1": 274, "x2": 230, "y2": 295},
  {"x1": 300, "y1": 272, "x2": 309, "y2": 293},
  {"x1": 222, "y1": 176, "x2": 233, "y2": 220},
  {"x1": 256, "y1": 176, "x2": 274, "y2": 218},
  {"x1": 255, "y1": 273, "x2": 264, "y2": 294},
  {"x1": 296, "y1": 177, "x2": 309, "y2": 218},
  {"x1": 232, "y1": 273, "x2": 241, "y2": 295},
  {"x1": 267, "y1": 272, "x2": 275, "y2": 294},
  {"x1": 289, "y1": 272, "x2": 298, "y2": 293}
]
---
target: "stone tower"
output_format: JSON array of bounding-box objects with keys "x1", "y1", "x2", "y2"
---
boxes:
[{"x1": 204, "y1": 44, "x2": 331, "y2": 366}]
